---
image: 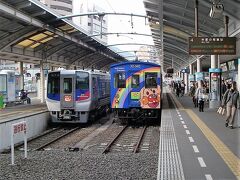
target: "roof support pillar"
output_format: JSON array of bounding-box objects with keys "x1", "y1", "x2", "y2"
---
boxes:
[
  {"x1": 39, "y1": 60, "x2": 45, "y2": 103},
  {"x1": 224, "y1": 16, "x2": 229, "y2": 37},
  {"x1": 159, "y1": 0, "x2": 163, "y2": 66},
  {"x1": 189, "y1": 63, "x2": 193, "y2": 75},
  {"x1": 197, "y1": 57, "x2": 201, "y2": 73},
  {"x1": 195, "y1": 0, "x2": 199, "y2": 37},
  {"x1": 18, "y1": 62, "x2": 24, "y2": 75}
]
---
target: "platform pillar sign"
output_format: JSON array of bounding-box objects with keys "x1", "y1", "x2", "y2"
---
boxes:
[
  {"x1": 209, "y1": 68, "x2": 221, "y2": 109},
  {"x1": 11, "y1": 121, "x2": 27, "y2": 165}
]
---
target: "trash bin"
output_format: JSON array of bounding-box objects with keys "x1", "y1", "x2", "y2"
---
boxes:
[{"x1": 0, "y1": 93, "x2": 4, "y2": 109}]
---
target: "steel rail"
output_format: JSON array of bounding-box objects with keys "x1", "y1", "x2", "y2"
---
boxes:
[
  {"x1": 133, "y1": 126, "x2": 147, "y2": 153},
  {"x1": 35, "y1": 127, "x2": 80, "y2": 151},
  {"x1": 102, "y1": 125, "x2": 128, "y2": 154},
  {"x1": 1, "y1": 127, "x2": 60, "y2": 154}
]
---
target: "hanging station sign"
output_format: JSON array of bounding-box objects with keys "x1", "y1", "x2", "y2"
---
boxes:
[{"x1": 189, "y1": 37, "x2": 236, "y2": 55}]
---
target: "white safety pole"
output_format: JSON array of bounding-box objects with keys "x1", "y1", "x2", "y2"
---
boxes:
[
  {"x1": 24, "y1": 129, "x2": 27, "y2": 159},
  {"x1": 11, "y1": 125, "x2": 15, "y2": 165}
]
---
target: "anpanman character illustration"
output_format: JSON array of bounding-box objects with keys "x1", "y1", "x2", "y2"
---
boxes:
[{"x1": 140, "y1": 86, "x2": 160, "y2": 108}]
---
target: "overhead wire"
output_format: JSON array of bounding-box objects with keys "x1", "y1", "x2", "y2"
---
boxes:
[{"x1": 104, "y1": 0, "x2": 116, "y2": 13}]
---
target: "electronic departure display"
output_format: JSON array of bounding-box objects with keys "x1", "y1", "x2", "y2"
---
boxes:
[{"x1": 188, "y1": 37, "x2": 236, "y2": 55}]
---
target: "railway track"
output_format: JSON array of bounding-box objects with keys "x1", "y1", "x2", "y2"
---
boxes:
[
  {"x1": 102, "y1": 125, "x2": 148, "y2": 154},
  {"x1": 17, "y1": 127, "x2": 80, "y2": 151}
]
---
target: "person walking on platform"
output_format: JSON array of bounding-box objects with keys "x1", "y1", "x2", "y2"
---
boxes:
[
  {"x1": 221, "y1": 84, "x2": 231, "y2": 107},
  {"x1": 195, "y1": 80, "x2": 206, "y2": 112},
  {"x1": 225, "y1": 81, "x2": 240, "y2": 129}
]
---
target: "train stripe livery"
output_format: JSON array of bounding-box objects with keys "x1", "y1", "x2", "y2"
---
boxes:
[{"x1": 110, "y1": 61, "x2": 161, "y2": 122}]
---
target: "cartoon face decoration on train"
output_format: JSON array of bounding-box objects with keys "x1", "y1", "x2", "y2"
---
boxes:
[{"x1": 140, "y1": 86, "x2": 161, "y2": 108}]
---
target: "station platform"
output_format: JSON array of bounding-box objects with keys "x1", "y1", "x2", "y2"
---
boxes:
[
  {"x1": 0, "y1": 97, "x2": 47, "y2": 122},
  {"x1": 159, "y1": 88, "x2": 240, "y2": 180}
]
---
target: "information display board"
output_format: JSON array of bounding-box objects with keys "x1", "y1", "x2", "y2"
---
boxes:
[{"x1": 189, "y1": 37, "x2": 236, "y2": 55}]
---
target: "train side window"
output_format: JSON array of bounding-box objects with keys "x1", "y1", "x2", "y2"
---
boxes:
[
  {"x1": 131, "y1": 75, "x2": 139, "y2": 88},
  {"x1": 0, "y1": 75, "x2": 7, "y2": 92},
  {"x1": 63, "y1": 78, "x2": 72, "y2": 93},
  {"x1": 145, "y1": 72, "x2": 157, "y2": 88},
  {"x1": 76, "y1": 72, "x2": 89, "y2": 90},
  {"x1": 114, "y1": 72, "x2": 126, "y2": 88}
]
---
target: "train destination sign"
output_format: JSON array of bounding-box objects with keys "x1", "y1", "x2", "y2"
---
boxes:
[{"x1": 189, "y1": 37, "x2": 236, "y2": 55}]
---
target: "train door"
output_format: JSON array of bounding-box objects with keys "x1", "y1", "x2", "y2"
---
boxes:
[
  {"x1": 91, "y1": 75, "x2": 98, "y2": 108},
  {"x1": 128, "y1": 71, "x2": 141, "y2": 107},
  {"x1": 60, "y1": 74, "x2": 75, "y2": 109}
]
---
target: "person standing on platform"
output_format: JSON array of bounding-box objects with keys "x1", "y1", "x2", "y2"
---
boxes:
[
  {"x1": 225, "y1": 81, "x2": 240, "y2": 129},
  {"x1": 180, "y1": 81, "x2": 185, "y2": 96},
  {"x1": 195, "y1": 80, "x2": 206, "y2": 112},
  {"x1": 176, "y1": 81, "x2": 181, "y2": 97},
  {"x1": 194, "y1": 82, "x2": 199, "y2": 107}
]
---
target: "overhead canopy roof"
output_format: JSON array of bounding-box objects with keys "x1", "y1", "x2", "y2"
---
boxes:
[
  {"x1": 0, "y1": 0, "x2": 126, "y2": 70},
  {"x1": 144, "y1": 0, "x2": 240, "y2": 72}
]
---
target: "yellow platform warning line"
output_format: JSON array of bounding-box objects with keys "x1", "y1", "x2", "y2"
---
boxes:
[
  {"x1": 170, "y1": 93, "x2": 240, "y2": 179},
  {"x1": 186, "y1": 109, "x2": 240, "y2": 179}
]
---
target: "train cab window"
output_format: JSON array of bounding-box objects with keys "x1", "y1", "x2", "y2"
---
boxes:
[
  {"x1": 145, "y1": 72, "x2": 157, "y2": 88},
  {"x1": 114, "y1": 72, "x2": 126, "y2": 88},
  {"x1": 63, "y1": 78, "x2": 72, "y2": 93},
  {"x1": 47, "y1": 72, "x2": 60, "y2": 94},
  {"x1": 76, "y1": 72, "x2": 89, "y2": 90},
  {"x1": 131, "y1": 75, "x2": 139, "y2": 88}
]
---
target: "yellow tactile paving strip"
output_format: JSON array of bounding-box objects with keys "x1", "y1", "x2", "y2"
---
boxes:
[{"x1": 169, "y1": 93, "x2": 240, "y2": 180}]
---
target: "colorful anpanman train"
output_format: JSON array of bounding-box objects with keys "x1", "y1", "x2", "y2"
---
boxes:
[{"x1": 110, "y1": 61, "x2": 161, "y2": 123}]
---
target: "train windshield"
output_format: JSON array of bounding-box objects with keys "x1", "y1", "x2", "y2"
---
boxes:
[
  {"x1": 145, "y1": 72, "x2": 157, "y2": 88},
  {"x1": 76, "y1": 71, "x2": 89, "y2": 89},
  {"x1": 63, "y1": 78, "x2": 72, "y2": 93},
  {"x1": 114, "y1": 72, "x2": 126, "y2": 88},
  {"x1": 131, "y1": 75, "x2": 140, "y2": 88},
  {"x1": 47, "y1": 72, "x2": 60, "y2": 94}
]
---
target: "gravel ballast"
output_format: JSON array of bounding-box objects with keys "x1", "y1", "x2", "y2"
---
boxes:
[{"x1": 0, "y1": 151, "x2": 159, "y2": 180}]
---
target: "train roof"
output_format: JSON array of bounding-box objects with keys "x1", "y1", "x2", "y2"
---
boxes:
[
  {"x1": 48, "y1": 69, "x2": 109, "y2": 75},
  {"x1": 110, "y1": 61, "x2": 161, "y2": 68}
]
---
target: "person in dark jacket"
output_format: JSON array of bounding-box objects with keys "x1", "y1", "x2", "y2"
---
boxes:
[
  {"x1": 20, "y1": 89, "x2": 31, "y2": 104},
  {"x1": 225, "y1": 81, "x2": 240, "y2": 129}
]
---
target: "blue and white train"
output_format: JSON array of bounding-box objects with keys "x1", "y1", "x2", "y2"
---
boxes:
[{"x1": 46, "y1": 70, "x2": 110, "y2": 123}]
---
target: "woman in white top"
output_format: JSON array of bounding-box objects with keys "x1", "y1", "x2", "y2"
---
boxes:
[{"x1": 195, "y1": 80, "x2": 206, "y2": 112}]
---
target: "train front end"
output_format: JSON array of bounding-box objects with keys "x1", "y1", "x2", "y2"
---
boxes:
[
  {"x1": 46, "y1": 70, "x2": 91, "y2": 124},
  {"x1": 110, "y1": 62, "x2": 161, "y2": 123}
]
